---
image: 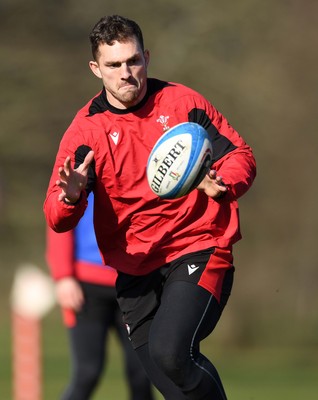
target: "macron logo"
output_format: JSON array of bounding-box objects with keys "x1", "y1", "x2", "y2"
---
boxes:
[
  {"x1": 187, "y1": 264, "x2": 200, "y2": 275},
  {"x1": 110, "y1": 131, "x2": 119, "y2": 145}
]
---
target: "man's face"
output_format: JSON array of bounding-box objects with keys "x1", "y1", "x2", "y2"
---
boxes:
[{"x1": 89, "y1": 38, "x2": 149, "y2": 109}]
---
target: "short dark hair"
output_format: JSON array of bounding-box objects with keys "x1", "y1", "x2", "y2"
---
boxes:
[{"x1": 89, "y1": 15, "x2": 145, "y2": 60}]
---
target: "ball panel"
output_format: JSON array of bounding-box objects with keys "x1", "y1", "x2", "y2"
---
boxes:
[
  {"x1": 146, "y1": 133, "x2": 193, "y2": 197},
  {"x1": 147, "y1": 122, "x2": 213, "y2": 199}
]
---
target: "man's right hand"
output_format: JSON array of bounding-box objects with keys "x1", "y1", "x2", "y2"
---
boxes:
[
  {"x1": 55, "y1": 277, "x2": 84, "y2": 311},
  {"x1": 56, "y1": 150, "x2": 95, "y2": 203}
]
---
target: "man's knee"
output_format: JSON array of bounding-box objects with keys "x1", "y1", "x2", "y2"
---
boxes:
[
  {"x1": 75, "y1": 362, "x2": 101, "y2": 388},
  {"x1": 149, "y1": 338, "x2": 186, "y2": 384}
]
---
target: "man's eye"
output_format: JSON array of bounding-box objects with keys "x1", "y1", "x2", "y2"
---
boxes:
[{"x1": 128, "y1": 57, "x2": 139, "y2": 66}]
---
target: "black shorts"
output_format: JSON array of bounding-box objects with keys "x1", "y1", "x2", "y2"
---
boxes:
[{"x1": 116, "y1": 247, "x2": 234, "y2": 348}]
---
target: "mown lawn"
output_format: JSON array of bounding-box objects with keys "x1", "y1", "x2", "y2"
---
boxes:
[{"x1": 1, "y1": 308, "x2": 317, "y2": 399}]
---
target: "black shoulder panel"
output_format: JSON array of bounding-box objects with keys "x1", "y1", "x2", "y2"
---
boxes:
[
  {"x1": 188, "y1": 108, "x2": 237, "y2": 163},
  {"x1": 88, "y1": 88, "x2": 109, "y2": 116}
]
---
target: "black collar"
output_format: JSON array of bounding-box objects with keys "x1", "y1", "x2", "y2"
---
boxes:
[{"x1": 88, "y1": 78, "x2": 171, "y2": 116}]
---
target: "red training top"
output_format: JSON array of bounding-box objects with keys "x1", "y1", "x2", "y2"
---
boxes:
[{"x1": 44, "y1": 79, "x2": 256, "y2": 284}]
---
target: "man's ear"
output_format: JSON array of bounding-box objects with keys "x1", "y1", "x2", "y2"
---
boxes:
[
  {"x1": 89, "y1": 61, "x2": 102, "y2": 79},
  {"x1": 144, "y1": 49, "x2": 150, "y2": 68}
]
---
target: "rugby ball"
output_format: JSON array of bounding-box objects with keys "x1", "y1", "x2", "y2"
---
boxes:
[{"x1": 147, "y1": 122, "x2": 213, "y2": 199}]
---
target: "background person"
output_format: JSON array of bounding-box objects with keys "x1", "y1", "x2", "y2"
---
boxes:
[
  {"x1": 46, "y1": 192, "x2": 154, "y2": 400},
  {"x1": 44, "y1": 15, "x2": 256, "y2": 399}
]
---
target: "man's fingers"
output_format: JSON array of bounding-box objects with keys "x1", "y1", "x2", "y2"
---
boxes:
[
  {"x1": 208, "y1": 169, "x2": 217, "y2": 179},
  {"x1": 82, "y1": 151, "x2": 95, "y2": 170},
  {"x1": 64, "y1": 156, "x2": 71, "y2": 168},
  {"x1": 58, "y1": 157, "x2": 72, "y2": 180},
  {"x1": 58, "y1": 192, "x2": 66, "y2": 202}
]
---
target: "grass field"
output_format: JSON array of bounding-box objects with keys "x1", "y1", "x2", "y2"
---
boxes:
[{"x1": 1, "y1": 308, "x2": 318, "y2": 400}]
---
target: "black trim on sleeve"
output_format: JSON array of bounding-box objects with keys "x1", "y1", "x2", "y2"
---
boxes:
[
  {"x1": 74, "y1": 145, "x2": 96, "y2": 194},
  {"x1": 188, "y1": 108, "x2": 237, "y2": 164}
]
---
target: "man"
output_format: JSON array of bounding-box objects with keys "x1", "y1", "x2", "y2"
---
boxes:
[
  {"x1": 44, "y1": 14, "x2": 256, "y2": 400},
  {"x1": 46, "y1": 193, "x2": 154, "y2": 400}
]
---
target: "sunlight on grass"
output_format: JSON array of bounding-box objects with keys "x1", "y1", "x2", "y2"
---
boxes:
[{"x1": 1, "y1": 309, "x2": 317, "y2": 400}]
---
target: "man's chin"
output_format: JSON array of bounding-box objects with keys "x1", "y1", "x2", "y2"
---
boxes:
[{"x1": 120, "y1": 92, "x2": 140, "y2": 106}]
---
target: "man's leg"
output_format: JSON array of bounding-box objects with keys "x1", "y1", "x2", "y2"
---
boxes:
[
  {"x1": 61, "y1": 317, "x2": 107, "y2": 400},
  {"x1": 114, "y1": 305, "x2": 155, "y2": 400},
  {"x1": 116, "y1": 262, "x2": 233, "y2": 399},
  {"x1": 147, "y1": 280, "x2": 230, "y2": 400},
  {"x1": 61, "y1": 283, "x2": 114, "y2": 400},
  {"x1": 135, "y1": 343, "x2": 188, "y2": 400}
]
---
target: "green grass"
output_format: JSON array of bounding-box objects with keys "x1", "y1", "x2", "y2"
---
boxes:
[
  {"x1": 42, "y1": 311, "x2": 162, "y2": 400},
  {"x1": 216, "y1": 347, "x2": 318, "y2": 400},
  {"x1": 1, "y1": 308, "x2": 318, "y2": 399}
]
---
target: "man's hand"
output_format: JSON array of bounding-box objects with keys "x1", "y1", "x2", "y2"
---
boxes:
[
  {"x1": 55, "y1": 277, "x2": 84, "y2": 311},
  {"x1": 56, "y1": 151, "x2": 95, "y2": 203},
  {"x1": 197, "y1": 169, "x2": 228, "y2": 199}
]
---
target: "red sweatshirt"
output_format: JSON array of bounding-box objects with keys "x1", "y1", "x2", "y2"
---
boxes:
[
  {"x1": 46, "y1": 227, "x2": 117, "y2": 286},
  {"x1": 44, "y1": 79, "x2": 256, "y2": 280}
]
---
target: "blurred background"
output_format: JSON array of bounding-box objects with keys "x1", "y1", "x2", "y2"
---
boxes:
[{"x1": 1, "y1": 0, "x2": 317, "y2": 399}]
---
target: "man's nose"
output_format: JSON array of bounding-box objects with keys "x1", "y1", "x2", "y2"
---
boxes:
[{"x1": 121, "y1": 63, "x2": 131, "y2": 78}]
